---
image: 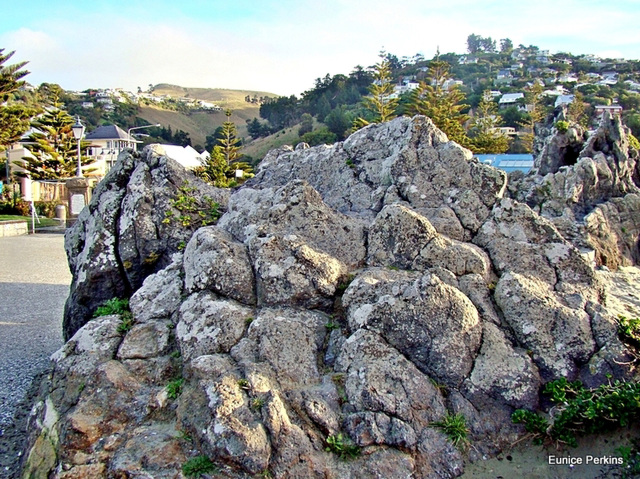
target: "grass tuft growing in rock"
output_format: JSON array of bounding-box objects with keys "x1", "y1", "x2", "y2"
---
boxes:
[
  {"x1": 325, "y1": 433, "x2": 360, "y2": 460},
  {"x1": 182, "y1": 455, "x2": 217, "y2": 477},
  {"x1": 92, "y1": 297, "x2": 134, "y2": 334},
  {"x1": 432, "y1": 413, "x2": 469, "y2": 449}
]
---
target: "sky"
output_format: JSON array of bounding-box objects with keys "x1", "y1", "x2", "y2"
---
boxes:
[{"x1": 1, "y1": 0, "x2": 639, "y2": 97}]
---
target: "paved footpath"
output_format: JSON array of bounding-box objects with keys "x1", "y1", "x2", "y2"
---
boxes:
[{"x1": 0, "y1": 233, "x2": 71, "y2": 476}]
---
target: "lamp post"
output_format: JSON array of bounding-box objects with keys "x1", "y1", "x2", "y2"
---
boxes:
[
  {"x1": 72, "y1": 117, "x2": 85, "y2": 177},
  {"x1": 127, "y1": 124, "x2": 161, "y2": 151}
]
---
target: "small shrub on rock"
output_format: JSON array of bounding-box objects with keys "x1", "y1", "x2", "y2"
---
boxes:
[
  {"x1": 325, "y1": 433, "x2": 360, "y2": 460},
  {"x1": 512, "y1": 378, "x2": 640, "y2": 447},
  {"x1": 93, "y1": 298, "x2": 130, "y2": 317},
  {"x1": 555, "y1": 120, "x2": 570, "y2": 133},
  {"x1": 182, "y1": 455, "x2": 217, "y2": 477},
  {"x1": 166, "y1": 378, "x2": 184, "y2": 400}
]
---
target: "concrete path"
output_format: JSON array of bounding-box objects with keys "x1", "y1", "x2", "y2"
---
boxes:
[{"x1": 0, "y1": 233, "x2": 71, "y2": 475}]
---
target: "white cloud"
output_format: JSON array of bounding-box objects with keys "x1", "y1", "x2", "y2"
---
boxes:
[{"x1": 2, "y1": 0, "x2": 639, "y2": 96}]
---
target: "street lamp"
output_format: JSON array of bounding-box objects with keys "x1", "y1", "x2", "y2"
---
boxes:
[
  {"x1": 127, "y1": 124, "x2": 161, "y2": 151},
  {"x1": 72, "y1": 117, "x2": 85, "y2": 177}
]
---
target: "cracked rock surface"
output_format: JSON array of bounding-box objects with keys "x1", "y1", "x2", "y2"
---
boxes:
[{"x1": 22, "y1": 115, "x2": 640, "y2": 478}]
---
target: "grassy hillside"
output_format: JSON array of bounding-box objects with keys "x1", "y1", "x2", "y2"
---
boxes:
[
  {"x1": 138, "y1": 84, "x2": 278, "y2": 149},
  {"x1": 242, "y1": 126, "x2": 305, "y2": 161}
]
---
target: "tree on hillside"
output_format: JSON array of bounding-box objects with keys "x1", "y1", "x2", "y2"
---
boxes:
[
  {"x1": 467, "y1": 34, "x2": 496, "y2": 54},
  {"x1": 352, "y1": 54, "x2": 399, "y2": 131},
  {"x1": 246, "y1": 118, "x2": 272, "y2": 139},
  {"x1": 298, "y1": 113, "x2": 313, "y2": 136},
  {"x1": 500, "y1": 38, "x2": 514, "y2": 55},
  {"x1": 518, "y1": 82, "x2": 546, "y2": 152},
  {"x1": 17, "y1": 107, "x2": 93, "y2": 179},
  {"x1": 567, "y1": 91, "x2": 589, "y2": 128},
  {"x1": 407, "y1": 57, "x2": 471, "y2": 147},
  {"x1": 194, "y1": 110, "x2": 253, "y2": 188},
  {"x1": 217, "y1": 109, "x2": 242, "y2": 165},
  {"x1": 468, "y1": 91, "x2": 510, "y2": 154}
]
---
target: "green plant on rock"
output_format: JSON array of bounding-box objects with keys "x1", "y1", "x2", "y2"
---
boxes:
[
  {"x1": 116, "y1": 312, "x2": 135, "y2": 334},
  {"x1": 617, "y1": 439, "x2": 640, "y2": 478},
  {"x1": 93, "y1": 297, "x2": 130, "y2": 317},
  {"x1": 237, "y1": 378, "x2": 250, "y2": 390},
  {"x1": 431, "y1": 413, "x2": 469, "y2": 449},
  {"x1": 512, "y1": 377, "x2": 640, "y2": 447},
  {"x1": 166, "y1": 378, "x2": 184, "y2": 400},
  {"x1": 325, "y1": 433, "x2": 360, "y2": 460},
  {"x1": 336, "y1": 274, "x2": 355, "y2": 295},
  {"x1": 617, "y1": 315, "x2": 640, "y2": 348},
  {"x1": 555, "y1": 120, "x2": 570, "y2": 133},
  {"x1": 251, "y1": 397, "x2": 265, "y2": 411},
  {"x1": 331, "y1": 373, "x2": 348, "y2": 404},
  {"x1": 325, "y1": 320, "x2": 340, "y2": 331},
  {"x1": 162, "y1": 181, "x2": 221, "y2": 229},
  {"x1": 182, "y1": 455, "x2": 217, "y2": 477}
]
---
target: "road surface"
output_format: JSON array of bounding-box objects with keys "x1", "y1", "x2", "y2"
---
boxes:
[{"x1": 0, "y1": 233, "x2": 71, "y2": 477}]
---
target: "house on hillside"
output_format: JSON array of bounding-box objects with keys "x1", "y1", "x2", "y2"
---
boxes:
[
  {"x1": 85, "y1": 125, "x2": 139, "y2": 176},
  {"x1": 555, "y1": 95, "x2": 574, "y2": 108},
  {"x1": 558, "y1": 73, "x2": 579, "y2": 83},
  {"x1": 499, "y1": 92, "x2": 524, "y2": 108},
  {"x1": 595, "y1": 105, "x2": 623, "y2": 116}
]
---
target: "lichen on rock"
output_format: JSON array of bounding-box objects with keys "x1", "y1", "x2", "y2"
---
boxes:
[{"x1": 21, "y1": 114, "x2": 640, "y2": 478}]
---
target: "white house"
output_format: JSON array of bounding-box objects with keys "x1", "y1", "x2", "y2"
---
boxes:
[
  {"x1": 595, "y1": 105, "x2": 623, "y2": 116},
  {"x1": 554, "y1": 95, "x2": 574, "y2": 108},
  {"x1": 85, "y1": 125, "x2": 139, "y2": 176},
  {"x1": 499, "y1": 93, "x2": 524, "y2": 107},
  {"x1": 157, "y1": 144, "x2": 208, "y2": 170}
]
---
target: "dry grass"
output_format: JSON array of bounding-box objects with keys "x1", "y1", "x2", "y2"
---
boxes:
[{"x1": 138, "y1": 84, "x2": 277, "y2": 148}]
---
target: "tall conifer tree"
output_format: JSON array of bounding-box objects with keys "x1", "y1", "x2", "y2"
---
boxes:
[{"x1": 407, "y1": 56, "x2": 471, "y2": 147}]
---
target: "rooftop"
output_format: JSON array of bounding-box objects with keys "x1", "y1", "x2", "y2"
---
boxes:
[{"x1": 85, "y1": 125, "x2": 136, "y2": 141}]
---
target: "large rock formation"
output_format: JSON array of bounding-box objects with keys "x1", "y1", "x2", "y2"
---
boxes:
[{"x1": 21, "y1": 116, "x2": 640, "y2": 478}]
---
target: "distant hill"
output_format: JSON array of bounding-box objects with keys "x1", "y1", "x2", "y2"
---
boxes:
[{"x1": 137, "y1": 84, "x2": 278, "y2": 148}]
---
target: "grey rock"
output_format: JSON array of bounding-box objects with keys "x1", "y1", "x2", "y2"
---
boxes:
[
  {"x1": 129, "y1": 253, "x2": 184, "y2": 323},
  {"x1": 335, "y1": 329, "x2": 447, "y2": 428},
  {"x1": 495, "y1": 271, "x2": 596, "y2": 379},
  {"x1": 183, "y1": 226, "x2": 256, "y2": 304},
  {"x1": 176, "y1": 292, "x2": 251, "y2": 361},
  {"x1": 342, "y1": 270, "x2": 482, "y2": 386},
  {"x1": 63, "y1": 146, "x2": 229, "y2": 340}
]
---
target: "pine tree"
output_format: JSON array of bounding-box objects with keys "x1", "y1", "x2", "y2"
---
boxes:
[
  {"x1": 407, "y1": 58, "x2": 471, "y2": 147},
  {"x1": 468, "y1": 91, "x2": 510, "y2": 154},
  {"x1": 0, "y1": 49, "x2": 29, "y2": 100},
  {"x1": 194, "y1": 109, "x2": 253, "y2": 187},
  {"x1": 518, "y1": 82, "x2": 546, "y2": 153},
  {"x1": 16, "y1": 107, "x2": 93, "y2": 179},
  {"x1": 219, "y1": 109, "x2": 242, "y2": 165},
  {"x1": 352, "y1": 53, "x2": 399, "y2": 131},
  {"x1": 0, "y1": 49, "x2": 32, "y2": 160}
]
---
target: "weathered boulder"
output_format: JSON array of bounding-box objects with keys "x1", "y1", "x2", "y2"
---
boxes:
[
  {"x1": 183, "y1": 226, "x2": 256, "y2": 304},
  {"x1": 343, "y1": 268, "x2": 482, "y2": 387},
  {"x1": 535, "y1": 124, "x2": 587, "y2": 175},
  {"x1": 22, "y1": 115, "x2": 640, "y2": 479},
  {"x1": 64, "y1": 146, "x2": 229, "y2": 340},
  {"x1": 367, "y1": 204, "x2": 490, "y2": 276}
]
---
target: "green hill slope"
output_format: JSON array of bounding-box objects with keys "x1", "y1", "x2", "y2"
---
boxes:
[{"x1": 138, "y1": 84, "x2": 278, "y2": 149}]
